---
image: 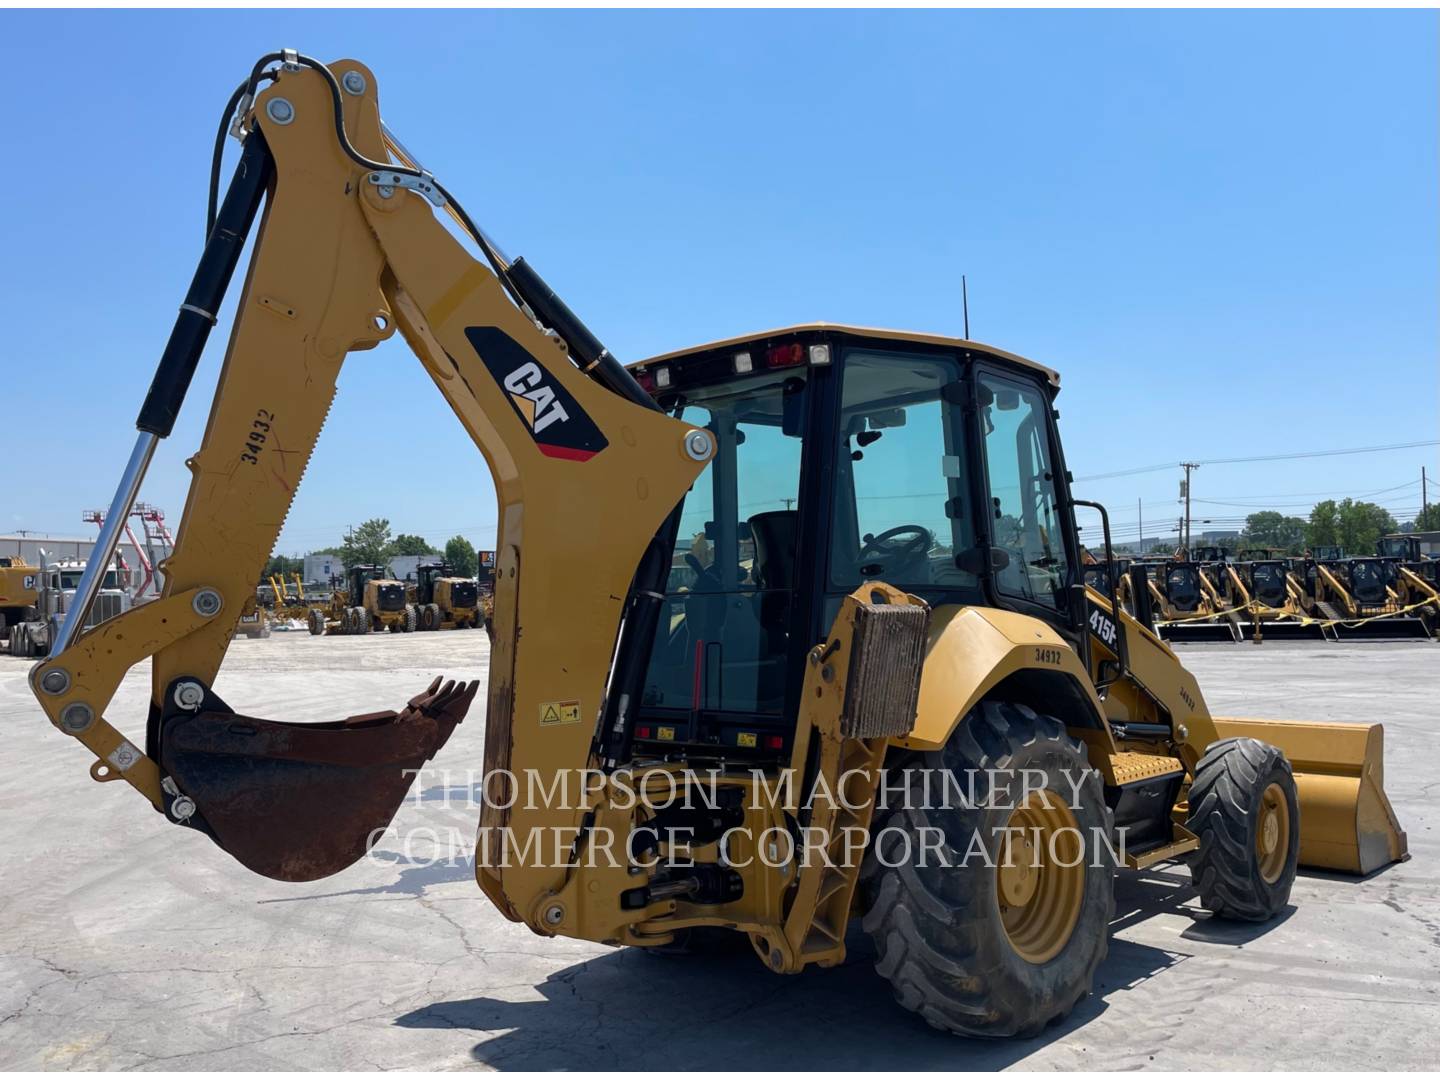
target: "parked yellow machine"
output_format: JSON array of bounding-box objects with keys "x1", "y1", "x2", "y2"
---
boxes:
[
  {"x1": 27, "y1": 53, "x2": 1409, "y2": 1039},
  {"x1": 0, "y1": 555, "x2": 40, "y2": 636},
  {"x1": 412, "y1": 561, "x2": 482, "y2": 630},
  {"x1": 307, "y1": 564, "x2": 415, "y2": 635}
]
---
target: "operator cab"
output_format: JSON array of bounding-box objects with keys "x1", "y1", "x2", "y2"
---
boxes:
[{"x1": 628, "y1": 325, "x2": 1077, "y2": 763}]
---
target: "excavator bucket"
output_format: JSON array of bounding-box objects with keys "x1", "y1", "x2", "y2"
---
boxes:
[
  {"x1": 157, "y1": 678, "x2": 477, "y2": 882},
  {"x1": 1211, "y1": 717, "x2": 1408, "y2": 875}
]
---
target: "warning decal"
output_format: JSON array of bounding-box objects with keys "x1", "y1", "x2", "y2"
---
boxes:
[{"x1": 539, "y1": 700, "x2": 582, "y2": 726}]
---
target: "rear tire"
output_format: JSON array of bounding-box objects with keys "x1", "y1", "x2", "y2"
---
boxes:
[
  {"x1": 862, "y1": 701, "x2": 1115, "y2": 1038},
  {"x1": 405, "y1": 605, "x2": 419, "y2": 632},
  {"x1": 308, "y1": 610, "x2": 325, "y2": 636},
  {"x1": 1186, "y1": 737, "x2": 1299, "y2": 922}
]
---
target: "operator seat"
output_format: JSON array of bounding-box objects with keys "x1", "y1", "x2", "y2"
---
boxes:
[{"x1": 749, "y1": 510, "x2": 797, "y2": 645}]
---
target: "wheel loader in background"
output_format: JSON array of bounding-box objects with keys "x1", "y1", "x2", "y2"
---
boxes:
[
  {"x1": 27, "y1": 53, "x2": 1410, "y2": 1040},
  {"x1": 413, "y1": 561, "x2": 482, "y2": 630}
]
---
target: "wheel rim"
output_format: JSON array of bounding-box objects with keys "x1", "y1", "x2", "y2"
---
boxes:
[
  {"x1": 1256, "y1": 781, "x2": 1290, "y2": 884},
  {"x1": 997, "y1": 789, "x2": 1085, "y2": 965}
]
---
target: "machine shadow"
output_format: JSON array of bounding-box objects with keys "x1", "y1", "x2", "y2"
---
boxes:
[{"x1": 395, "y1": 866, "x2": 1212, "y2": 1070}]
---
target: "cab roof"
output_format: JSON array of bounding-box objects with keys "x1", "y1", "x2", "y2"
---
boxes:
[{"x1": 631, "y1": 323, "x2": 1060, "y2": 387}]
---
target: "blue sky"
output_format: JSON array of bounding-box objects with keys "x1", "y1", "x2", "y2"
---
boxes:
[{"x1": 3, "y1": 9, "x2": 1435, "y2": 553}]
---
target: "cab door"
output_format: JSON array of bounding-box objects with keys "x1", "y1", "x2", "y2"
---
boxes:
[{"x1": 972, "y1": 366, "x2": 1079, "y2": 627}]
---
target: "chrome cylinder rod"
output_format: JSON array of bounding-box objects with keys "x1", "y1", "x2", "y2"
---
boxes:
[{"x1": 51, "y1": 432, "x2": 157, "y2": 656}]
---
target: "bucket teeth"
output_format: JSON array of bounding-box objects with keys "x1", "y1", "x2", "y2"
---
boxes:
[{"x1": 405, "y1": 676, "x2": 480, "y2": 725}]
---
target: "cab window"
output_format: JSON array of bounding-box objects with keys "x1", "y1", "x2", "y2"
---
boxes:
[
  {"x1": 829, "y1": 349, "x2": 977, "y2": 594},
  {"x1": 977, "y1": 371, "x2": 1070, "y2": 610}
]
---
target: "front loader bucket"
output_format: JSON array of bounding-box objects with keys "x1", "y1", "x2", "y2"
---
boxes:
[
  {"x1": 1328, "y1": 615, "x2": 1434, "y2": 642},
  {"x1": 157, "y1": 678, "x2": 476, "y2": 882},
  {"x1": 1211, "y1": 717, "x2": 1408, "y2": 875},
  {"x1": 1159, "y1": 620, "x2": 1240, "y2": 643},
  {"x1": 1234, "y1": 618, "x2": 1330, "y2": 642}
]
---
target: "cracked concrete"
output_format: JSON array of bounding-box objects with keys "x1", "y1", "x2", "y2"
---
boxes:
[{"x1": 1, "y1": 633, "x2": 1436, "y2": 1069}]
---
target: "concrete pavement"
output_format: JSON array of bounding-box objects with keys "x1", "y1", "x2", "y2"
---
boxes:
[{"x1": 1, "y1": 633, "x2": 1435, "y2": 1070}]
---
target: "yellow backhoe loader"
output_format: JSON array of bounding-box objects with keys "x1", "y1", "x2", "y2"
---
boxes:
[{"x1": 27, "y1": 53, "x2": 1409, "y2": 1039}]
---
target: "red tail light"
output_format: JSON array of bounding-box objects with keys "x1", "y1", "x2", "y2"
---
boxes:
[{"x1": 766, "y1": 344, "x2": 806, "y2": 368}]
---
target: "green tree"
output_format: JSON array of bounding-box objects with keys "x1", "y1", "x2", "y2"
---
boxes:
[
  {"x1": 1336, "y1": 499, "x2": 1397, "y2": 554},
  {"x1": 1412, "y1": 505, "x2": 1440, "y2": 532},
  {"x1": 1242, "y1": 511, "x2": 1307, "y2": 554},
  {"x1": 341, "y1": 518, "x2": 393, "y2": 568},
  {"x1": 391, "y1": 533, "x2": 434, "y2": 556},
  {"x1": 444, "y1": 535, "x2": 478, "y2": 577},
  {"x1": 264, "y1": 554, "x2": 303, "y2": 578},
  {"x1": 1307, "y1": 500, "x2": 1340, "y2": 549}
]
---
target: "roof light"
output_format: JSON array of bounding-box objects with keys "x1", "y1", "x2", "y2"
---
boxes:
[
  {"x1": 765, "y1": 734, "x2": 784, "y2": 750},
  {"x1": 733, "y1": 351, "x2": 753, "y2": 374},
  {"x1": 633, "y1": 369, "x2": 655, "y2": 394},
  {"x1": 636, "y1": 726, "x2": 652, "y2": 740},
  {"x1": 767, "y1": 344, "x2": 806, "y2": 368},
  {"x1": 654, "y1": 366, "x2": 672, "y2": 389},
  {"x1": 808, "y1": 343, "x2": 831, "y2": 366}
]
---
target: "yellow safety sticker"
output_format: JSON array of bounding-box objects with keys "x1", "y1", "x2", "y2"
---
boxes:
[
  {"x1": 657, "y1": 727, "x2": 676, "y2": 741},
  {"x1": 737, "y1": 732, "x2": 757, "y2": 748},
  {"x1": 539, "y1": 700, "x2": 582, "y2": 726}
]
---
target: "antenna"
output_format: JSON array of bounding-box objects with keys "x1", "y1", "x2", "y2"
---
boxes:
[{"x1": 962, "y1": 275, "x2": 970, "y2": 339}]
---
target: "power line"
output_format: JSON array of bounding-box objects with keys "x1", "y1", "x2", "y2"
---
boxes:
[{"x1": 1074, "y1": 439, "x2": 1440, "y2": 483}]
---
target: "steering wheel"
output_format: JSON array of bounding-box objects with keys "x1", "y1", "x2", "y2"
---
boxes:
[{"x1": 858, "y1": 525, "x2": 934, "y2": 571}]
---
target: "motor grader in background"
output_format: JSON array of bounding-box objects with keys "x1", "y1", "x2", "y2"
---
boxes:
[
  {"x1": 412, "y1": 561, "x2": 483, "y2": 631},
  {"x1": 268, "y1": 571, "x2": 311, "y2": 621},
  {"x1": 27, "y1": 52, "x2": 1409, "y2": 1039},
  {"x1": 308, "y1": 563, "x2": 416, "y2": 635}
]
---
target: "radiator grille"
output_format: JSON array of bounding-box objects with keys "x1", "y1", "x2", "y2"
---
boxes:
[{"x1": 839, "y1": 599, "x2": 928, "y2": 739}]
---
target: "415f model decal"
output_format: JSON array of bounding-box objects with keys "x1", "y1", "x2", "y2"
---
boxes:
[{"x1": 466, "y1": 326, "x2": 609, "y2": 462}]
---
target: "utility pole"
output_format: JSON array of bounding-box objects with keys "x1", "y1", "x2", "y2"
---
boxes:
[
  {"x1": 1424, "y1": 466, "x2": 1429, "y2": 520},
  {"x1": 1179, "y1": 462, "x2": 1200, "y2": 553},
  {"x1": 962, "y1": 275, "x2": 970, "y2": 339},
  {"x1": 1138, "y1": 498, "x2": 1143, "y2": 551}
]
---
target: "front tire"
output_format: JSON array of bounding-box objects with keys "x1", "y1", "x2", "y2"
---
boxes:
[
  {"x1": 863, "y1": 701, "x2": 1115, "y2": 1038},
  {"x1": 1187, "y1": 737, "x2": 1299, "y2": 921}
]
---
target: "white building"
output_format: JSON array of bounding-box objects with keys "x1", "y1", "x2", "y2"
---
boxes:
[{"x1": 303, "y1": 553, "x2": 345, "y2": 587}]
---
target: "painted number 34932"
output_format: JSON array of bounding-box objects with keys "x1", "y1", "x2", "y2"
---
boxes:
[{"x1": 240, "y1": 409, "x2": 274, "y2": 465}]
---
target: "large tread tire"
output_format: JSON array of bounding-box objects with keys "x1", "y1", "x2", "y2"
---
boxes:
[
  {"x1": 862, "y1": 700, "x2": 1115, "y2": 1038},
  {"x1": 308, "y1": 610, "x2": 325, "y2": 636},
  {"x1": 405, "y1": 605, "x2": 418, "y2": 633},
  {"x1": 1186, "y1": 737, "x2": 1299, "y2": 922}
]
